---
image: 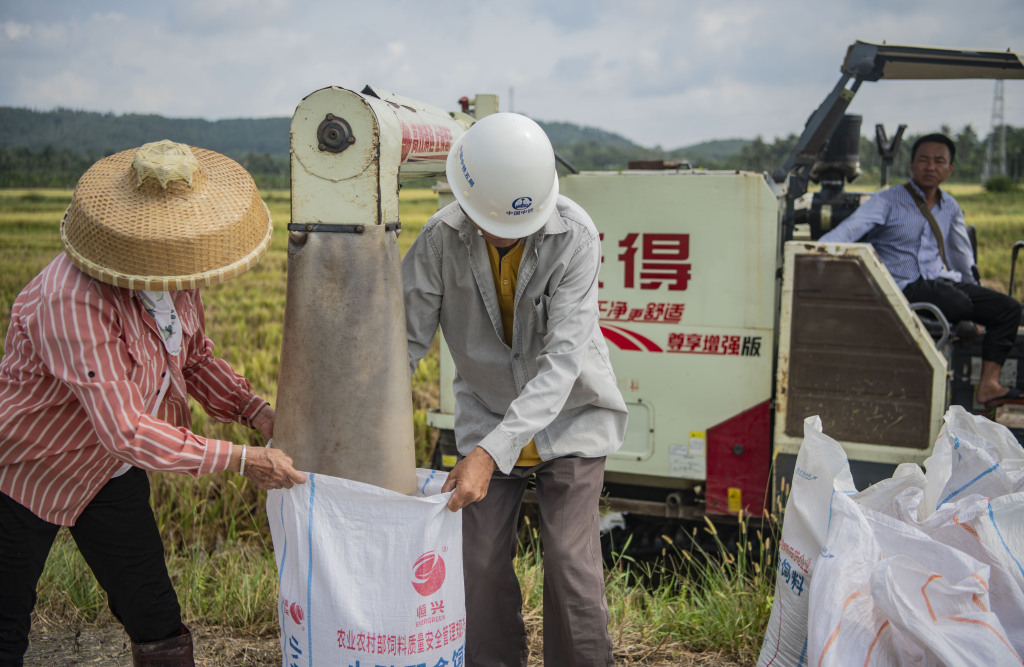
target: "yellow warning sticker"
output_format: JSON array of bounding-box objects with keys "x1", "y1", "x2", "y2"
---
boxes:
[
  {"x1": 727, "y1": 487, "x2": 742, "y2": 514},
  {"x1": 687, "y1": 431, "x2": 705, "y2": 456}
]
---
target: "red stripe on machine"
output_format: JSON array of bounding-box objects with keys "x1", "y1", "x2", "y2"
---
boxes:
[{"x1": 600, "y1": 324, "x2": 663, "y2": 352}]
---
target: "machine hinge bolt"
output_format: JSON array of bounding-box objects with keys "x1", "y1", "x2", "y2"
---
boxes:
[{"x1": 317, "y1": 114, "x2": 355, "y2": 153}]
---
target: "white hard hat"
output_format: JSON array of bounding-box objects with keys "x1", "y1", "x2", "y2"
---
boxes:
[{"x1": 446, "y1": 113, "x2": 559, "y2": 239}]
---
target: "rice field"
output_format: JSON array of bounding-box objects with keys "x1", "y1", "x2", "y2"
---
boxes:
[{"x1": 2, "y1": 181, "x2": 1022, "y2": 664}]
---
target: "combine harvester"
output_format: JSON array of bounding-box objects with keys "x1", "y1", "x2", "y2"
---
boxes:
[
  {"x1": 271, "y1": 42, "x2": 1024, "y2": 552},
  {"x1": 422, "y1": 42, "x2": 1024, "y2": 549}
]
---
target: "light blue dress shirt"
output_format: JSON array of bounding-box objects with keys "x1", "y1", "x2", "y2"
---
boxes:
[{"x1": 818, "y1": 181, "x2": 977, "y2": 290}]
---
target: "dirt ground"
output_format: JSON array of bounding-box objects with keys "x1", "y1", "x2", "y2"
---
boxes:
[
  {"x1": 24, "y1": 618, "x2": 278, "y2": 666},
  {"x1": 24, "y1": 615, "x2": 751, "y2": 666}
]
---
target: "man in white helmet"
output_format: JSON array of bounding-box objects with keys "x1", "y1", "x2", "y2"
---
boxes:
[{"x1": 403, "y1": 113, "x2": 627, "y2": 666}]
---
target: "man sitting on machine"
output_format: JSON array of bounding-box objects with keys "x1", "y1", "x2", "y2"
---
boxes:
[{"x1": 820, "y1": 132, "x2": 1023, "y2": 409}]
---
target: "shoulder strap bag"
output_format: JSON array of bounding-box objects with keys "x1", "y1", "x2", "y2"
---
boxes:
[{"x1": 903, "y1": 183, "x2": 948, "y2": 270}]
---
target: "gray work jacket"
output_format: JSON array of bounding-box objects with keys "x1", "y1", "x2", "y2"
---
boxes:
[{"x1": 403, "y1": 195, "x2": 628, "y2": 474}]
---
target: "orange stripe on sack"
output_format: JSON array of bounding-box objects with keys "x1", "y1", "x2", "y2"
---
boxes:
[
  {"x1": 970, "y1": 572, "x2": 990, "y2": 593},
  {"x1": 922, "y1": 574, "x2": 942, "y2": 622},
  {"x1": 968, "y1": 573, "x2": 990, "y2": 612},
  {"x1": 946, "y1": 617, "x2": 1024, "y2": 664},
  {"x1": 954, "y1": 514, "x2": 982, "y2": 543},
  {"x1": 818, "y1": 592, "x2": 861, "y2": 667},
  {"x1": 864, "y1": 620, "x2": 890, "y2": 667}
]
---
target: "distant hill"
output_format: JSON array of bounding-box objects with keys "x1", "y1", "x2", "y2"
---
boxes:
[
  {"x1": 0, "y1": 106, "x2": 751, "y2": 187},
  {"x1": 0, "y1": 107, "x2": 290, "y2": 161},
  {"x1": 0, "y1": 106, "x2": 745, "y2": 161},
  {"x1": 672, "y1": 138, "x2": 749, "y2": 163},
  {"x1": 540, "y1": 121, "x2": 642, "y2": 151},
  {"x1": 2, "y1": 106, "x2": 1016, "y2": 188}
]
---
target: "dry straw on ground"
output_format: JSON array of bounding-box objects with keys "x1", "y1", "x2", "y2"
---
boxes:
[{"x1": 25, "y1": 611, "x2": 751, "y2": 666}]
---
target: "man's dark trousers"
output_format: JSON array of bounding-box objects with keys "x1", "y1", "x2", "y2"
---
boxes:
[{"x1": 903, "y1": 278, "x2": 1022, "y2": 364}]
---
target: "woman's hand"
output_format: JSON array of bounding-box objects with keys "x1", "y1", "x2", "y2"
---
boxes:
[
  {"x1": 234, "y1": 444, "x2": 306, "y2": 489},
  {"x1": 252, "y1": 404, "x2": 275, "y2": 440}
]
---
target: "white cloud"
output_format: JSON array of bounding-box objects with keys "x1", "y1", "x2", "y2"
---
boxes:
[
  {"x1": 2, "y1": 20, "x2": 31, "y2": 40},
  {"x1": 1, "y1": 0, "x2": 1022, "y2": 149}
]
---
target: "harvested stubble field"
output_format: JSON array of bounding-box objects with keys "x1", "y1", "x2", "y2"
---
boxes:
[{"x1": 4, "y1": 182, "x2": 1023, "y2": 666}]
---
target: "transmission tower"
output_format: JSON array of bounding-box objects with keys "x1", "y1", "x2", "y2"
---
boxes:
[{"x1": 982, "y1": 80, "x2": 1007, "y2": 182}]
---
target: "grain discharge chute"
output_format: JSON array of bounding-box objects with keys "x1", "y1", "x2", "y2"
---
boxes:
[{"x1": 273, "y1": 86, "x2": 494, "y2": 493}]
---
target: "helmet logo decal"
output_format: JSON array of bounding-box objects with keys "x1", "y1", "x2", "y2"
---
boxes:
[
  {"x1": 458, "y1": 146, "x2": 474, "y2": 187},
  {"x1": 507, "y1": 195, "x2": 536, "y2": 217}
]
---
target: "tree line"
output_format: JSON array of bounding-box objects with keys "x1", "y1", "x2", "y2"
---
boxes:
[
  {"x1": 0, "y1": 146, "x2": 290, "y2": 189},
  {"x1": 721, "y1": 124, "x2": 1024, "y2": 186},
  {"x1": 3, "y1": 126, "x2": 1019, "y2": 190},
  {"x1": 0, "y1": 105, "x2": 1019, "y2": 188}
]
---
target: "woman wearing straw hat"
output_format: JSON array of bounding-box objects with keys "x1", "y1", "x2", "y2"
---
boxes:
[{"x1": 0, "y1": 140, "x2": 306, "y2": 666}]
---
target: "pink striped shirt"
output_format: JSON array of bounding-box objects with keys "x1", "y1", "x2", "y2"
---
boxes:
[{"x1": 0, "y1": 254, "x2": 268, "y2": 526}]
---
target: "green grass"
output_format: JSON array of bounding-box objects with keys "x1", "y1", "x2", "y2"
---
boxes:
[
  {"x1": 950, "y1": 186, "x2": 1024, "y2": 291},
  {"x1": 518, "y1": 513, "x2": 775, "y2": 664},
  {"x1": 0, "y1": 189, "x2": 72, "y2": 330},
  {"x1": 36, "y1": 531, "x2": 282, "y2": 634}
]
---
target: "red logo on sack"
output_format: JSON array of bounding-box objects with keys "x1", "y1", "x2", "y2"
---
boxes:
[
  {"x1": 289, "y1": 602, "x2": 304, "y2": 625},
  {"x1": 412, "y1": 551, "x2": 446, "y2": 596}
]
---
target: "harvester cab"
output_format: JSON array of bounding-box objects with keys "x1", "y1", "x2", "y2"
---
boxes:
[
  {"x1": 773, "y1": 42, "x2": 1024, "y2": 514},
  {"x1": 423, "y1": 41, "x2": 1024, "y2": 544}
]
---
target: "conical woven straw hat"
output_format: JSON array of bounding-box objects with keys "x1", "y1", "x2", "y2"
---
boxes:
[{"x1": 61, "y1": 140, "x2": 272, "y2": 290}]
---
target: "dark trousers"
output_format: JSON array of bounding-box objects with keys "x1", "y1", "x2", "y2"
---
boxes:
[
  {"x1": 462, "y1": 456, "x2": 613, "y2": 667},
  {"x1": 0, "y1": 467, "x2": 182, "y2": 665},
  {"x1": 904, "y1": 278, "x2": 1022, "y2": 364}
]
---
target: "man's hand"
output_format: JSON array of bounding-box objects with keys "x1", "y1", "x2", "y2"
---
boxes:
[
  {"x1": 441, "y1": 446, "x2": 497, "y2": 512},
  {"x1": 238, "y1": 444, "x2": 307, "y2": 490}
]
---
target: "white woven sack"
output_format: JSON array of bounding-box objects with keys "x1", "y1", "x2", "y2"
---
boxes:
[
  {"x1": 850, "y1": 463, "x2": 926, "y2": 516},
  {"x1": 757, "y1": 416, "x2": 857, "y2": 667},
  {"x1": 921, "y1": 406, "x2": 1024, "y2": 518},
  {"x1": 268, "y1": 469, "x2": 464, "y2": 667},
  {"x1": 976, "y1": 492, "x2": 1024, "y2": 592},
  {"x1": 807, "y1": 490, "x2": 1022, "y2": 666},
  {"x1": 759, "y1": 407, "x2": 1024, "y2": 666}
]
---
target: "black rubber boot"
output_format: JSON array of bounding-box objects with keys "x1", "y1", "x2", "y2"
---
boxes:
[{"x1": 131, "y1": 625, "x2": 194, "y2": 667}]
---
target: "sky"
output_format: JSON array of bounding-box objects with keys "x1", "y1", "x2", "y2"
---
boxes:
[{"x1": 1, "y1": 0, "x2": 1023, "y2": 150}]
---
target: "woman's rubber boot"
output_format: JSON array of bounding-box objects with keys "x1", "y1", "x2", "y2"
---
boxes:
[{"x1": 131, "y1": 625, "x2": 194, "y2": 666}]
